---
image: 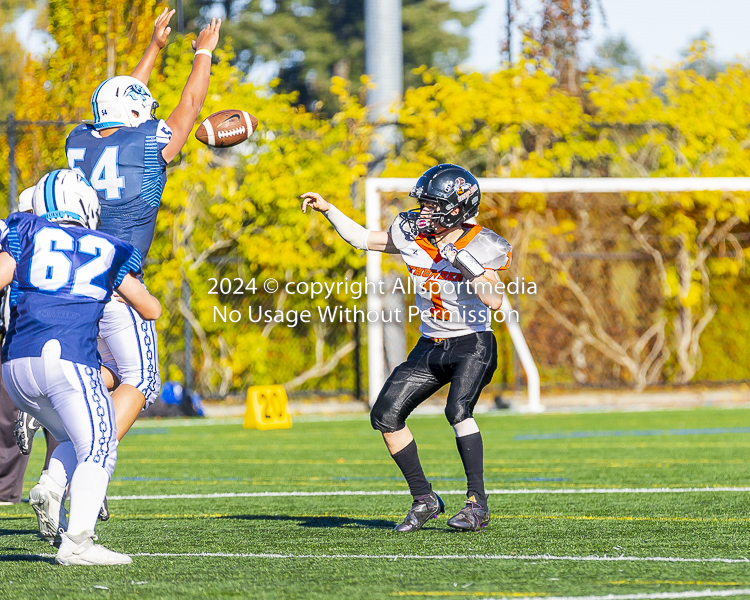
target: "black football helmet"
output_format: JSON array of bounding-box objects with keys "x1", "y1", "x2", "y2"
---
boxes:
[{"x1": 408, "y1": 164, "x2": 481, "y2": 235}]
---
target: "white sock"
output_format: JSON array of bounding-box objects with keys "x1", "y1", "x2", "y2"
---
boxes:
[
  {"x1": 66, "y1": 462, "x2": 110, "y2": 535},
  {"x1": 453, "y1": 418, "x2": 480, "y2": 437},
  {"x1": 46, "y1": 441, "x2": 78, "y2": 489}
]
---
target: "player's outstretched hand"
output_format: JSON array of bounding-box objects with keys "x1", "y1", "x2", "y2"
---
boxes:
[
  {"x1": 301, "y1": 192, "x2": 332, "y2": 214},
  {"x1": 152, "y1": 7, "x2": 175, "y2": 49},
  {"x1": 192, "y1": 18, "x2": 222, "y2": 53}
]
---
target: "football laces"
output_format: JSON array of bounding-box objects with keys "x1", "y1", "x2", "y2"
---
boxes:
[{"x1": 217, "y1": 126, "x2": 246, "y2": 139}]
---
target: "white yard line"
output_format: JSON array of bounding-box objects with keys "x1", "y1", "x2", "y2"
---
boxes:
[
  {"x1": 107, "y1": 486, "x2": 750, "y2": 501},
  {"x1": 130, "y1": 417, "x2": 243, "y2": 429},
  {"x1": 21, "y1": 552, "x2": 750, "y2": 564},
  {"x1": 481, "y1": 590, "x2": 750, "y2": 600}
]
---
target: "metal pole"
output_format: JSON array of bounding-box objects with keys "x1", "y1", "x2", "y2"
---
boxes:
[
  {"x1": 501, "y1": 294, "x2": 542, "y2": 413},
  {"x1": 8, "y1": 113, "x2": 17, "y2": 214},
  {"x1": 365, "y1": 0, "x2": 403, "y2": 169},
  {"x1": 365, "y1": 0, "x2": 404, "y2": 402},
  {"x1": 506, "y1": 0, "x2": 512, "y2": 64},
  {"x1": 177, "y1": 0, "x2": 184, "y2": 34},
  {"x1": 365, "y1": 181, "x2": 384, "y2": 405},
  {"x1": 182, "y1": 277, "x2": 193, "y2": 414},
  {"x1": 354, "y1": 318, "x2": 362, "y2": 401}
]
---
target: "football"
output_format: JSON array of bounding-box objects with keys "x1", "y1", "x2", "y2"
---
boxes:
[{"x1": 195, "y1": 110, "x2": 258, "y2": 147}]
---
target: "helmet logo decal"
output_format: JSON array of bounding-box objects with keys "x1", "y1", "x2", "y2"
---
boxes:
[
  {"x1": 124, "y1": 84, "x2": 151, "y2": 102},
  {"x1": 457, "y1": 183, "x2": 478, "y2": 202},
  {"x1": 412, "y1": 186, "x2": 424, "y2": 198}
]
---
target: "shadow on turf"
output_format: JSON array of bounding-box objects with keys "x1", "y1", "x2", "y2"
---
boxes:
[
  {"x1": 0, "y1": 551, "x2": 54, "y2": 563},
  {"x1": 0, "y1": 528, "x2": 39, "y2": 537},
  {"x1": 223, "y1": 514, "x2": 394, "y2": 529}
]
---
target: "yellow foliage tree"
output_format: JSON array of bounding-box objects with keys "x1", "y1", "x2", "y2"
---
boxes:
[
  {"x1": 10, "y1": 0, "x2": 373, "y2": 396},
  {"x1": 13, "y1": 0, "x2": 160, "y2": 187},
  {"x1": 8, "y1": 5, "x2": 749, "y2": 393},
  {"x1": 389, "y1": 50, "x2": 749, "y2": 387}
]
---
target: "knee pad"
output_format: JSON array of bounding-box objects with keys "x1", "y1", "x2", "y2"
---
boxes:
[
  {"x1": 370, "y1": 399, "x2": 403, "y2": 433},
  {"x1": 91, "y1": 443, "x2": 117, "y2": 480},
  {"x1": 445, "y1": 400, "x2": 473, "y2": 427}
]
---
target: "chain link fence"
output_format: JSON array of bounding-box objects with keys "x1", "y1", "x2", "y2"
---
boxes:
[
  {"x1": 479, "y1": 191, "x2": 750, "y2": 391},
  {"x1": 1, "y1": 115, "x2": 362, "y2": 402}
]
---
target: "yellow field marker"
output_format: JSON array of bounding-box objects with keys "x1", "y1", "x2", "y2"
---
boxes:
[{"x1": 244, "y1": 385, "x2": 292, "y2": 430}]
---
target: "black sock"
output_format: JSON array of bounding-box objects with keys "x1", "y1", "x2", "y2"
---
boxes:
[
  {"x1": 391, "y1": 439, "x2": 431, "y2": 498},
  {"x1": 456, "y1": 432, "x2": 487, "y2": 507}
]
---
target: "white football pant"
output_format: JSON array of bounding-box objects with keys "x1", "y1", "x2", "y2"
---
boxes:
[
  {"x1": 3, "y1": 339, "x2": 117, "y2": 534},
  {"x1": 98, "y1": 296, "x2": 161, "y2": 408}
]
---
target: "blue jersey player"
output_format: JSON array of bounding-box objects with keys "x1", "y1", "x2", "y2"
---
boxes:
[
  {"x1": 63, "y1": 10, "x2": 222, "y2": 443},
  {"x1": 0, "y1": 170, "x2": 161, "y2": 565}
]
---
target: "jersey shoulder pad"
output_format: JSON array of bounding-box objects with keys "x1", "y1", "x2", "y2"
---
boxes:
[
  {"x1": 155, "y1": 119, "x2": 173, "y2": 145},
  {"x1": 132, "y1": 119, "x2": 172, "y2": 148},
  {"x1": 469, "y1": 227, "x2": 512, "y2": 270},
  {"x1": 1, "y1": 213, "x2": 45, "y2": 257},
  {"x1": 66, "y1": 124, "x2": 91, "y2": 144},
  {"x1": 389, "y1": 211, "x2": 420, "y2": 250},
  {"x1": 5, "y1": 212, "x2": 40, "y2": 234}
]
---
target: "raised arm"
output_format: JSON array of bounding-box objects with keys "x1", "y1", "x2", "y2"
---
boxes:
[
  {"x1": 116, "y1": 274, "x2": 162, "y2": 321},
  {"x1": 161, "y1": 18, "x2": 222, "y2": 164},
  {"x1": 131, "y1": 7, "x2": 175, "y2": 85},
  {"x1": 300, "y1": 192, "x2": 399, "y2": 254}
]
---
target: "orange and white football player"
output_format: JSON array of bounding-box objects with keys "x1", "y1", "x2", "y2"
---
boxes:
[{"x1": 301, "y1": 164, "x2": 511, "y2": 533}]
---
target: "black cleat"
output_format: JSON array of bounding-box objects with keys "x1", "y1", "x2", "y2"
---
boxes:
[
  {"x1": 98, "y1": 496, "x2": 110, "y2": 522},
  {"x1": 393, "y1": 491, "x2": 445, "y2": 532},
  {"x1": 15, "y1": 411, "x2": 41, "y2": 456},
  {"x1": 447, "y1": 501, "x2": 490, "y2": 531}
]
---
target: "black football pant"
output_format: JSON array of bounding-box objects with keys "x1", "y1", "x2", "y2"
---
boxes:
[{"x1": 371, "y1": 331, "x2": 497, "y2": 432}]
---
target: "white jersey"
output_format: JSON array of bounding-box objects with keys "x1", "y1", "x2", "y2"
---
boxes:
[{"x1": 389, "y1": 212, "x2": 512, "y2": 339}]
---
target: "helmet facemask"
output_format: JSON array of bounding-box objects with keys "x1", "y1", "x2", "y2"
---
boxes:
[
  {"x1": 408, "y1": 164, "x2": 481, "y2": 238},
  {"x1": 415, "y1": 198, "x2": 454, "y2": 236}
]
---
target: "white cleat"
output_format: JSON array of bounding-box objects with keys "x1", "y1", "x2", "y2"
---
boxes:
[
  {"x1": 56, "y1": 530, "x2": 132, "y2": 566},
  {"x1": 29, "y1": 472, "x2": 68, "y2": 545}
]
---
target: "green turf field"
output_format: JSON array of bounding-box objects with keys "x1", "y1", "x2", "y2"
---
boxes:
[{"x1": 1, "y1": 406, "x2": 749, "y2": 600}]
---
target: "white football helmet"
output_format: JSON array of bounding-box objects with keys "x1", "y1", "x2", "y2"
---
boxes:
[
  {"x1": 32, "y1": 170, "x2": 101, "y2": 230},
  {"x1": 17, "y1": 186, "x2": 35, "y2": 213},
  {"x1": 90, "y1": 75, "x2": 158, "y2": 130}
]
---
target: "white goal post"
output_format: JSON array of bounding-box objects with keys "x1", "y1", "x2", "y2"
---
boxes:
[{"x1": 365, "y1": 177, "x2": 750, "y2": 412}]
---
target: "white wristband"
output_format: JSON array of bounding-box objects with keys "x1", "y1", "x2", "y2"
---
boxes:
[
  {"x1": 441, "y1": 243, "x2": 484, "y2": 280},
  {"x1": 454, "y1": 249, "x2": 485, "y2": 279},
  {"x1": 324, "y1": 205, "x2": 370, "y2": 251},
  {"x1": 195, "y1": 48, "x2": 212, "y2": 58}
]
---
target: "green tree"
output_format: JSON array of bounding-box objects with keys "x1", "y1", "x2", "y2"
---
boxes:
[
  {"x1": 517, "y1": 0, "x2": 602, "y2": 92},
  {"x1": 0, "y1": 1, "x2": 36, "y2": 119},
  {"x1": 594, "y1": 35, "x2": 642, "y2": 79},
  {"x1": 187, "y1": 0, "x2": 478, "y2": 111},
  {"x1": 679, "y1": 32, "x2": 723, "y2": 79},
  {"x1": 13, "y1": 0, "x2": 375, "y2": 395}
]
